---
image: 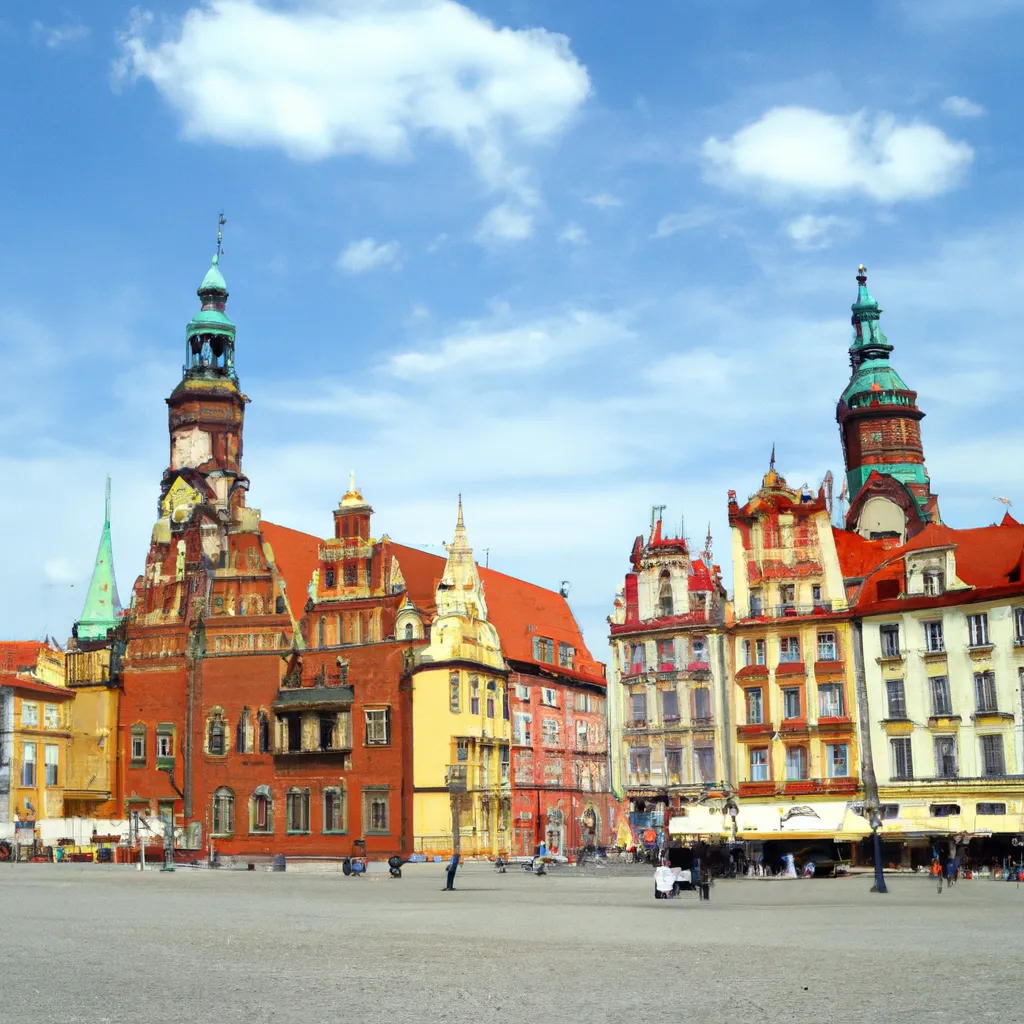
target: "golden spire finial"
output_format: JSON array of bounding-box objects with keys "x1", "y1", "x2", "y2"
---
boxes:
[{"x1": 349, "y1": 469, "x2": 356, "y2": 493}]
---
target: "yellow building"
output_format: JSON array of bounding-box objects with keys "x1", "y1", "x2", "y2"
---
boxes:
[
  {"x1": 1, "y1": 661, "x2": 74, "y2": 823},
  {"x1": 727, "y1": 466, "x2": 869, "y2": 849},
  {"x1": 410, "y1": 501, "x2": 511, "y2": 857}
]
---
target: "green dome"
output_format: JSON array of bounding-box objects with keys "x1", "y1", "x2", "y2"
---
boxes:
[
  {"x1": 841, "y1": 358, "x2": 910, "y2": 406},
  {"x1": 200, "y1": 258, "x2": 227, "y2": 293},
  {"x1": 186, "y1": 306, "x2": 236, "y2": 341}
]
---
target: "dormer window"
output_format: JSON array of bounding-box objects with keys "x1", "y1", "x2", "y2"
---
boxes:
[
  {"x1": 658, "y1": 570, "x2": 673, "y2": 617},
  {"x1": 923, "y1": 571, "x2": 944, "y2": 596}
]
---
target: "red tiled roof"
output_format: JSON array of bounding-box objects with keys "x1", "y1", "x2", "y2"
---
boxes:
[
  {"x1": 831, "y1": 527, "x2": 894, "y2": 579},
  {"x1": 1001, "y1": 511, "x2": 1020, "y2": 527},
  {"x1": 258, "y1": 523, "x2": 604, "y2": 686},
  {"x1": 0, "y1": 672, "x2": 74, "y2": 699},
  {"x1": 391, "y1": 543, "x2": 605, "y2": 686},
  {"x1": 260, "y1": 521, "x2": 322, "y2": 613},
  {"x1": 898, "y1": 521, "x2": 1024, "y2": 589},
  {"x1": 0, "y1": 641, "x2": 48, "y2": 674},
  {"x1": 688, "y1": 558, "x2": 713, "y2": 592}
]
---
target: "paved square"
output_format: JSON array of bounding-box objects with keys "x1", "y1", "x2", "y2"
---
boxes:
[{"x1": 2, "y1": 863, "x2": 1020, "y2": 1023}]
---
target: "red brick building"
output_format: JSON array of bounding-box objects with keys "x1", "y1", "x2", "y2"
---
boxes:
[{"x1": 116, "y1": 247, "x2": 615, "y2": 861}]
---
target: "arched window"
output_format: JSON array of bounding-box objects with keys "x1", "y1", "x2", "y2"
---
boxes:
[
  {"x1": 257, "y1": 710, "x2": 270, "y2": 754},
  {"x1": 404, "y1": 622, "x2": 414, "y2": 640},
  {"x1": 658, "y1": 570, "x2": 673, "y2": 617},
  {"x1": 286, "y1": 787, "x2": 310, "y2": 833},
  {"x1": 323, "y1": 786, "x2": 346, "y2": 833},
  {"x1": 212, "y1": 786, "x2": 234, "y2": 835},
  {"x1": 249, "y1": 785, "x2": 272, "y2": 833},
  {"x1": 236, "y1": 707, "x2": 251, "y2": 754},
  {"x1": 207, "y1": 709, "x2": 226, "y2": 756}
]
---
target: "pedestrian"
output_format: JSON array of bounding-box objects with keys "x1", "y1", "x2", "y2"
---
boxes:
[
  {"x1": 945, "y1": 855, "x2": 956, "y2": 890},
  {"x1": 654, "y1": 859, "x2": 676, "y2": 901},
  {"x1": 698, "y1": 861, "x2": 711, "y2": 902},
  {"x1": 443, "y1": 852, "x2": 459, "y2": 891},
  {"x1": 494, "y1": 855, "x2": 506, "y2": 874}
]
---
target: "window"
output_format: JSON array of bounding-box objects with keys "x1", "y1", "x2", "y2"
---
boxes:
[
  {"x1": 826, "y1": 743, "x2": 849, "y2": 778},
  {"x1": 930, "y1": 804, "x2": 960, "y2": 818},
  {"x1": 749, "y1": 589, "x2": 763, "y2": 617},
  {"x1": 500, "y1": 746, "x2": 510, "y2": 785},
  {"x1": 878, "y1": 804, "x2": 899, "y2": 820},
  {"x1": 656, "y1": 639, "x2": 675, "y2": 671},
  {"x1": 629, "y1": 746, "x2": 651, "y2": 776},
  {"x1": 21, "y1": 702, "x2": 38, "y2": 728},
  {"x1": 236, "y1": 707, "x2": 251, "y2": 753},
  {"x1": 930, "y1": 676, "x2": 952, "y2": 717},
  {"x1": 783, "y1": 688, "x2": 801, "y2": 720},
  {"x1": 934, "y1": 736, "x2": 958, "y2": 778},
  {"x1": 449, "y1": 671, "x2": 460, "y2": 713},
  {"x1": 286, "y1": 788, "x2": 310, "y2": 832},
  {"x1": 515, "y1": 683, "x2": 531, "y2": 701},
  {"x1": 156, "y1": 728, "x2": 174, "y2": 762},
  {"x1": 785, "y1": 746, "x2": 808, "y2": 780},
  {"x1": 513, "y1": 712, "x2": 532, "y2": 745},
  {"x1": 812, "y1": 584, "x2": 822, "y2": 605},
  {"x1": 558, "y1": 642, "x2": 575, "y2": 669},
  {"x1": 968, "y1": 613, "x2": 990, "y2": 647},
  {"x1": 658, "y1": 571, "x2": 674, "y2": 617},
  {"x1": 694, "y1": 744, "x2": 715, "y2": 783},
  {"x1": 323, "y1": 788, "x2": 345, "y2": 833},
  {"x1": 779, "y1": 636, "x2": 800, "y2": 663},
  {"x1": 818, "y1": 683, "x2": 845, "y2": 719},
  {"x1": 691, "y1": 638, "x2": 708, "y2": 665},
  {"x1": 502, "y1": 686, "x2": 509, "y2": 721},
  {"x1": 974, "y1": 671, "x2": 998, "y2": 714},
  {"x1": 258, "y1": 711, "x2": 270, "y2": 753},
  {"x1": 816, "y1": 632, "x2": 838, "y2": 662},
  {"x1": 755, "y1": 639, "x2": 766, "y2": 665},
  {"x1": 324, "y1": 568, "x2": 336, "y2": 588},
  {"x1": 576, "y1": 719, "x2": 588, "y2": 750},
  {"x1": 749, "y1": 748, "x2": 769, "y2": 782},
  {"x1": 250, "y1": 787, "x2": 273, "y2": 833},
  {"x1": 541, "y1": 687, "x2": 557, "y2": 707},
  {"x1": 693, "y1": 688, "x2": 712, "y2": 722},
  {"x1": 212, "y1": 787, "x2": 235, "y2": 835},
  {"x1": 977, "y1": 802, "x2": 1007, "y2": 816},
  {"x1": 923, "y1": 571, "x2": 944, "y2": 596},
  {"x1": 43, "y1": 744, "x2": 58, "y2": 786},
  {"x1": 364, "y1": 790, "x2": 390, "y2": 833},
  {"x1": 158, "y1": 800, "x2": 175, "y2": 825},
  {"x1": 455, "y1": 738, "x2": 469, "y2": 763},
  {"x1": 470, "y1": 676, "x2": 480, "y2": 715},
  {"x1": 343, "y1": 563, "x2": 357, "y2": 586},
  {"x1": 532, "y1": 636, "x2": 555, "y2": 663},
  {"x1": 631, "y1": 691, "x2": 647, "y2": 726},
  {"x1": 542, "y1": 718, "x2": 559, "y2": 746},
  {"x1": 880, "y1": 624, "x2": 901, "y2": 658},
  {"x1": 1014, "y1": 607, "x2": 1024, "y2": 643},
  {"x1": 980, "y1": 735, "x2": 1006, "y2": 777},
  {"x1": 43, "y1": 704, "x2": 59, "y2": 729},
  {"x1": 780, "y1": 583, "x2": 795, "y2": 606},
  {"x1": 745, "y1": 688, "x2": 763, "y2": 725},
  {"x1": 21, "y1": 742, "x2": 36, "y2": 786},
  {"x1": 891, "y1": 737, "x2": 913, "y2": 780},
  {"x1": 130, "y1": 725, "x2": 146, "y2": 764},
  {"x1": 626, "y1": 642, "x2": 647, "y2": 675},
  {"x1": 741, "y1": 639, "x2": 752, "y2": 667},
  {"x1": 574, "y1": 692, "x2": 592, "y2": 712},
  {"x1": 486, "y1": 681, "x2": 496, "y2": 719},
  {"x1": 665, "y1": 746, "x2": 683, "y2": 783},
  {"x1": 207, "y1": 710, "x2": 226, "y2": 755},
  {"x1": 886, "y1": 679, "x2": 907, "y2": 719},
  {"x1": 365, "y1": 708, "x2": 391, "y2": 745},
  {"x1": 923, "y1": 620, "x2": 944, "y2": 654},
  {"x1": 662, "y1": 688, "x2": 680, "y2": 721}
]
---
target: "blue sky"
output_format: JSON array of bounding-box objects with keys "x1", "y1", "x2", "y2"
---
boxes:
[{"x1": 1, "y1": 0, "x2": 1022, "y2": 654}]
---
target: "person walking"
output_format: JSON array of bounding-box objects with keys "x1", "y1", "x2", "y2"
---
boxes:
[
  {"x1": 945, "y1": 855, "x2": 956, "y2": 890},
  {"x1": 443, "y1": 852, "x2": 459, "y2": 891}
]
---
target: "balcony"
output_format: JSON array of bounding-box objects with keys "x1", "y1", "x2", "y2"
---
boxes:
[
  {"x1": 738, "y1": 781, "x2": 777, "y2": 797},
  {"x1": 784, "y1": 780, "x2": 819, "y2": 796},
  {"x1": 775, "y1": 661, "x2": 806, "y2": 678},
  {"x1": 824, "y1": 777, "x2": 858, "y2": 794},
  {"x1": 737, "y1": 722, "x2": 773, "y2": 739},
  {"x1": 770, "y1": 602, "x2": 834, "y2": 619},
  {"x1": 779, "y1": 717, "x2": 808, "y2": 736},
  {"x1": 972, "y1": 709, "x2": 1014, "y2": 724}
]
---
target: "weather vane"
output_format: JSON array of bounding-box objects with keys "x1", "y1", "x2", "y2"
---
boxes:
[{"x1": 216, "y1": 212, "x2": 226, "y2": 260}]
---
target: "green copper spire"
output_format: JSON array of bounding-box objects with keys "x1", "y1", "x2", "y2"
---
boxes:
[
  {"x1": 199, "y1": 253, "x2": 228, "y2": 294},
  {"x1": 76, "y1": 476, "x2": 123, "y2": 641},
  {"x1": 184, "y1": 214, "x2": 237, "y2": 380},
  {"x1": 840, "y1": 265, "x2": 907, "y2": 406}
]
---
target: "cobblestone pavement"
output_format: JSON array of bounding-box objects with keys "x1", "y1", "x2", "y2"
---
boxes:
[{"x1": 1, "y1": 863, "x2": 1019, "y2": 1023}]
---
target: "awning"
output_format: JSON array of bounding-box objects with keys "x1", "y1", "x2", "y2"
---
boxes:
[
  {"x1": 668, "y1": 807, "x2": 729, "y2": 837},
  {"x1": 735, "y1": 801, "x2": 870, "y2": 841}
]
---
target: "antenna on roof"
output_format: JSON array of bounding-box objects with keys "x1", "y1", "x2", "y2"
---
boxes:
[
  {"x1": 650, "y1": 504, "x2": 666, "y2": 532},
  {"x1": 559, "y1": 581, "x2": 571, "y2": 598},
  {"x1": 484, "y1": 547, "x2": 490, "y2": 568}
]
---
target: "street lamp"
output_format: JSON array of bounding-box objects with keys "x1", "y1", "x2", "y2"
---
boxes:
[{"x1": 868, "y1": 807, "x2": 888, "y2": 894}]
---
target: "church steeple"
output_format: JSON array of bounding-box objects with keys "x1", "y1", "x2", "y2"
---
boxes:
[
  {"x1": 75, "y1": 476, "x2": 122, "y2": 640},
  {"x1": 185, "y1": 214, "x2": 236, "y2": 381},
  {"x1": 437, "y1": 495, "x2": 488, "y2": 621},
  {"x1": 837, "y1": 265, "x2": 938, "y2": 541}
]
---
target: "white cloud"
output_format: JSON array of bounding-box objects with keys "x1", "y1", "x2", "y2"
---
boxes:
[
  {"x1": 475, "y1": 202, "x2": 534, "y2": 243},
  {"x1": 385, "y1": 309, "x2": 631, "y2": 378},
  {"x1": 584, "y1": 193, "x2": 622, "y2": 209},
  {"x1": 115, "y1": 0, "x2": 590, "y2": 196},
  {"x1": 337, "y1": 237, "x2": 402, "y2": 273},
  {"x1": 559, "y1": 223, "x2": 587, "y2": 245},
  {"x1": 785, "y1": 214, "x2": 847, "y2": 250},
  {"x1": 703, "y1": 106, "x2": 973, "y2": 202},
  {"x1": 942, "y1": 95, "x2": 986, "y2": 118},
  {"x1": 32, "y1": 20, "x2": 90, "y2": 49},
  {"x1": 653, "y1": 208, "x2": 720, "y2": 239}
]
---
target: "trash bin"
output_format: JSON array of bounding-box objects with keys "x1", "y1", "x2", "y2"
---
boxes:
[{"x1": 271, "y1": 854, "x2": 286, "y2": 872}]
